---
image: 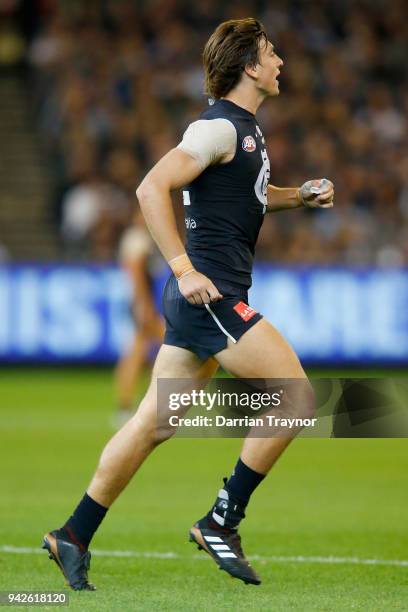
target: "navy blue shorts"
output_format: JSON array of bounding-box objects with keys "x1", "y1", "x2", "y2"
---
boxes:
[{"x1": 162, "y1": 275, "x2": 263, "y2": 360}]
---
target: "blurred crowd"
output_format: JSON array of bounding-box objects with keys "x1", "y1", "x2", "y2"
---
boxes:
[{"x1": 23, "y1": 0, "x2": 408, "y2": 265}]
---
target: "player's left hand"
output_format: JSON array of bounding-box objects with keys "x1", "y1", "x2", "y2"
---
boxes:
[{"x1": 299, "y1": 178, "x2": 334, "y2": 208}]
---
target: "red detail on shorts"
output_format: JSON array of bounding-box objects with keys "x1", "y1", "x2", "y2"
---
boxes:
[{"x1": 233, "y1": 301, "x2": 257, "y2": 322}]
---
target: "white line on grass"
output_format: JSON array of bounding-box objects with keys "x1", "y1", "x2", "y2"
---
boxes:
[{"x1": 1, "y1": 545, "x2": 407, "y2": 567}]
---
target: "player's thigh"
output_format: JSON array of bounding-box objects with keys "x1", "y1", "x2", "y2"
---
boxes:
[
  {"x1": 134, "y1": 344, "x2": 218, "y2": 426},
  {"x1": 214, "y1": 320, "x2": 314, "y2": 419},
  {"x1": 152, "y1": 344, "x2": 218, "y2": 380},
  {"x1": 214, "y1": 318, "x2": 306, "y2": 379}
]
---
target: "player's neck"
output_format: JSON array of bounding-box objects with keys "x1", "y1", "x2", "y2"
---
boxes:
[{"x1": 222, "y1": 82, "x2": 266, "y2": 116}]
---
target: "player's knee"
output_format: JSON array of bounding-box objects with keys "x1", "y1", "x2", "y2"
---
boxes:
[
  {"x1": 152, "y1": 426, "x2": 176, "y2": 446},
  {"x1": 150, "y1": 411, "x2": 179, "y2": 446},
  {"x1": 129, "y1": 416, "x2": 175, "y2": 448}
]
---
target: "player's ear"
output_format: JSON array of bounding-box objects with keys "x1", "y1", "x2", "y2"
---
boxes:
[{"x1": 244, "y1": 63, "x2": 258, "y2": 80}]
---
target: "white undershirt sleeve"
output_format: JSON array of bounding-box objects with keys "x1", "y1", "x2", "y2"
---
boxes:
[{"x1": 176, "y1": 118, "x2": 237, "y2": 170}]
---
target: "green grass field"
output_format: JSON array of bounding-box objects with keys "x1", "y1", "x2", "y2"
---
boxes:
[{"x1": 1, "y1": 368, "x2": 407, "y2": 611}]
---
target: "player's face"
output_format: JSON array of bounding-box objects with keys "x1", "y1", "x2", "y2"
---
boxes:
[{"x1": 256, "y1": 39, "x2": 283, "y2": 96}]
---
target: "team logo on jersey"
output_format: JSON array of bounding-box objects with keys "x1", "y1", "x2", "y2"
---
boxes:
[
  {"x1": 233, "y1": 301, "x2": 257, "y2": 322},
  {"x1": 242, "y1": 135, "x2": 256, "y2": 152}
]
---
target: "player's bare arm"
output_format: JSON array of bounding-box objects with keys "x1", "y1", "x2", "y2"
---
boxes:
[
  {"x1": 266, "y1": 179, "x2": 334, "y2": 212},
  {"x1": 136, "y1": 148, "x2": 222, "y2": 305}
]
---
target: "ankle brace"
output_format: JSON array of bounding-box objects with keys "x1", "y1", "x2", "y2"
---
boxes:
[{"x1": 208, "y1": 479, "x2": 246, "y2": 530}]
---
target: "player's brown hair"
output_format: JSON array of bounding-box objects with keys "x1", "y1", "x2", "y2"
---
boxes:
[{"x1": 203, "y1": 18, "x2": 268, "y2": 99}]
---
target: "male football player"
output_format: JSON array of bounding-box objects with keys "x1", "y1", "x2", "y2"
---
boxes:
[{"x1": 43, "y1": 18, "x2": 333, "y2": 589}]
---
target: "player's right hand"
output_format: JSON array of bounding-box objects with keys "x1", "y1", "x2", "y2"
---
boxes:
[{"x1": 178, "y1": 270, "x2": 223, "y2": 305}]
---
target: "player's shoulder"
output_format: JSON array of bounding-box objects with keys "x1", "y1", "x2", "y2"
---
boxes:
[
  {"x1": 185, "y1": 117, "x2": 236, "y2": 140},
  {"x1": 200, "y1": 99, "x2": 250, "y2": 124},
  {"x1": 178, "y1": 117, "x2": 237, "y2": 166}
]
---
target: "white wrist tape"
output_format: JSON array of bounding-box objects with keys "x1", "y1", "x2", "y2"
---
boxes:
[
  {"x1": 300, "y1": 178, "x2": 330, "y2": 206},
  {"x1": 168, "y1": 253, "x2": 195, "y2": 279}
]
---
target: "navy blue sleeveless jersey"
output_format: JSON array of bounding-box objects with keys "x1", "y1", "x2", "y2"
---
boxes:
[{"x1": 183, "y1": 99, "x2": 270, "y2": 289}]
